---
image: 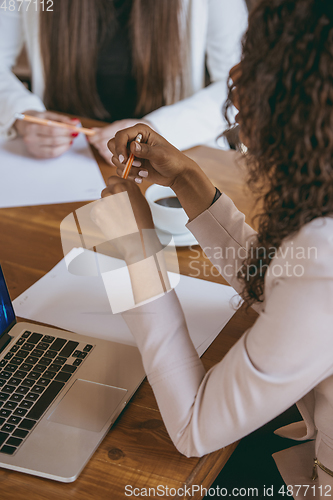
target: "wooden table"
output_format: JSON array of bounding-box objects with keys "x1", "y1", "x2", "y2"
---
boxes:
[{"x1": 0, "y1": 122, "x2": 258, "y2": 499}]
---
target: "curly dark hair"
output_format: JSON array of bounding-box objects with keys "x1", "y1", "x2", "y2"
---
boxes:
[{"x1": 225, "y1": 0, "x2": 333, "y2": 307}]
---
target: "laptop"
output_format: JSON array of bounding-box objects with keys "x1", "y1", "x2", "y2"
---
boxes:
[{"x1": 0, "y1": 264, "x2": 145, "y2": 482}]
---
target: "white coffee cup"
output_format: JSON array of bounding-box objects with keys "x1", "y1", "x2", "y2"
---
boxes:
[{"x1": 145, "y1": 184, "x2": 189, "y2": 235}]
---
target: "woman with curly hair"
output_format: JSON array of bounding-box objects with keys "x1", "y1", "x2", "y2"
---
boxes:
[{"x1": 94, "y1": 0, "x2": 333, "y2": 495}]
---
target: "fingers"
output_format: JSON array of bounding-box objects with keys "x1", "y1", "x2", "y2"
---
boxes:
[
  {"x1": 136, "y1": 169, "x2": 149, "y2": 181},
  {"x1": 88, "y1": 126, "x2": 114, "y2": 145},
  {"x1": 101, "y1": 177, "x2": 127, "y2": 197},
  {"x1": 37, "y1": 127, "x2": 73, "y2": 138},
  {"x1": 38, "y1": 112, "x2": 79, "y2": 137},
  {"x1": 89, "y1": 119, "x2": 148, "y2": 149},
  {"x1": 25, "y1": 112, "x2": 76, "y2": 157},
  {"x1": 101, "y1": 176, "x2": 139, "y2": 198},
  {"x1": 95, "y1": 144, "x2": 113, "y2": 164},
  {"x1": 107, "y1": 137, "x2": 116, "y2": 156},
  {"x1": 88, "y1": 127, "x2": 118, "y2": 165},
  {"x1": 16, "y1": 110, "x2": 79, "y2": 140},
  {"x1": 115, "y1": 166, "x2": 148, "y2": 184},
  {"x1": 115, "y1": 161, "x2": 148, "y2": 184},
  {"x1": 90, "y1": 139, "x2": 114, "y2": 164},
  {"x1": 88, "y1": 119, "x2": 136, "y2": 146},
  {"x1": 28, "y1": 142, "x2": 72, "y2": 159},
  {"x1": 23, "y1": 120, "x2": 75, "y2": 139},
  {"x1": 23, "y1": 127, "x2": 73, "y2": 158},
  {"x1": 23, "y1": 133, "x2": 73, "y2": 158},
  {"x1": 101, "y1": 186, "x2": 114, "y2": 198},
  {"x1": 110, "y1": 129, "x2": 170, "y2": 172},
  {"x1": 24, "y1": 133, "x2": 73, "y2": 147},
  {"x1": 32, "y1": 124, "x2": 73, "y2": 138},
  {"x1": 109, "y1": 123, "x2": 155, "y2": 161},
  {"x1": 43, "y1": 112, "x2": 79, "y2": 125},
  {"x1": 112, "y1": 153, "x2": 142, "y2": 173},
  {"x1": 17, "y1": 110, "x2": 80, "y2": 158},
  {"x1": 112, "y1": 154, "x2": 141, "y2": 169},
  {"x1": 128, "y1": 140, "x2": 160, "y2": 161},
  {"x1": 88, "y1": 125, "x2": 118, "y2": 162}
]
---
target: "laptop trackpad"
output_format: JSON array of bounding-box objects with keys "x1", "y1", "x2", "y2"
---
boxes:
[{"x1": 47, "y1": 379, "x2": 127, "y2": 433}]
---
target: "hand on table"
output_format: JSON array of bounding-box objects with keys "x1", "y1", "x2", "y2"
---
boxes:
[
  {"x1": 14, "y1": 110, "x2": 78, "y2": 159},
  {"x1": 88, "y1": 118, "x2": 153, "y2": 165}
]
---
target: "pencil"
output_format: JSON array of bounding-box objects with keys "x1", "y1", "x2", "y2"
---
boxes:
[
  {"x1": 122, "y1": 134, "x2": 143, "y2": 179},
  {"x1": 14, "y1": 113, "x2": 96, "y2": 137}
]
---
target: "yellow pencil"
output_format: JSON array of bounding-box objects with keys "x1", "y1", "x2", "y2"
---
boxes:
[{"x1": 14, "y1": 113, "x2": 96, "y2": 137}]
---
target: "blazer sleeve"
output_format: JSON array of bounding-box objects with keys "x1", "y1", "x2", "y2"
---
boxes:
[
  {"x1": 187, "y1": 193, "x2": 257, "y2": 296},
  {"x1": 123, "y1": 201, "x2": 333, "y2": 458},
  {"x1": 0, "y1": 11, "x2": 45, "y2": 139},
  {"x1": 123, "y1": 266, "x2": 333, "y2": 458},
  {"x1": 144, "y1": 0, "x2": 248, "y2": 151}
]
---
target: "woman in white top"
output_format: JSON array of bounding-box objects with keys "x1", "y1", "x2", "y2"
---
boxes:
[
  {"x1": 91, "y1": 0, "x2": 333, "y2": 497},
  {"x1": 0, "y1": 0, "x2": 247, "y2": 159}
]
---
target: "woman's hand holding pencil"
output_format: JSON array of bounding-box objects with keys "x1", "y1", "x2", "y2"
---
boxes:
[
  {"x1": 14, "y1": 110, "x2": 87, "y2": 159},
  {"x1": 15, "y1": 112, "x2": 95, "y2": 136},
  {"x1": 108, "y1": 123, "x2": 216, "y2": 221},
  {"x1": 109, "y1": 123, "x2": 191, "y2": 187}
]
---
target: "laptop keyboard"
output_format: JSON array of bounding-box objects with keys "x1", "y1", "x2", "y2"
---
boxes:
[{"x1": 0, "y1": 330, "x2": 94, "y2": 456}]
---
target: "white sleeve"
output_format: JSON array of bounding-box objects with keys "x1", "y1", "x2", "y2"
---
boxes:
[
  {"x1": 123, "y1": 277, "x2": 333, "y2": 458},
  {"x1": 0, "y1": 10, "x2": 45, "y2": 139},
  {"x1": 187, "y1": 193, "x2": 257, "y2": 297},
  {"x1": 144, "y1": 0, "x2": 248, "y2": 150}
]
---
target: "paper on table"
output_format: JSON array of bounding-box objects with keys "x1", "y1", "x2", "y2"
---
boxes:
[
  {"x1": 13, "y1": 251, "x2": 240, "y2": 357},
  {"x1": 0, "y1": 134, "x2": 105, "y2": 208}
]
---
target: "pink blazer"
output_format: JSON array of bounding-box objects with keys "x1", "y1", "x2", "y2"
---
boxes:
[{"x1": 123, "y1": 194, "x2": 333, "y2": 496}]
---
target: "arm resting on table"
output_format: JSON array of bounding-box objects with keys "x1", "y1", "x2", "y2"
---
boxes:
[
  {"x1": 123, "y1": 276, "x2": 333, "y2": 457},
  {"x1": 122, "y1": 199, "x2": 333, "y2": 457}
]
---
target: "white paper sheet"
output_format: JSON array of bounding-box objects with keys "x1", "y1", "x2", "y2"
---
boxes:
[
  {"x1": 13, "y1": 252, "x2": 240, "y2": 357},
  {"x1": 0, "y1": 134, "x2": 106, "y2": 208}
]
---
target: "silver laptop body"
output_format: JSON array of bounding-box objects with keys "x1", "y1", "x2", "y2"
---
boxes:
[{"x1": 0, "y1": 266, "x2": 145, "y2": 482}]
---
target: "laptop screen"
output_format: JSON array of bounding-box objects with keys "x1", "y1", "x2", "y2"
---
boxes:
[{"x1": 0, "y1": 266, "x2": 16, "y2": 337}]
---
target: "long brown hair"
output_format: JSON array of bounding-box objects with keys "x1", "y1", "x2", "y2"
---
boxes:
[
  {"x1": 225, "y1": 0, "x2": 333, "y2": 307},
  {"x1": 40, "y1": 0, "x2": 185, "y2": 120}
]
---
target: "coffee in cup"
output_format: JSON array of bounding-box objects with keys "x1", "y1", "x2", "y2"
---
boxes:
[{"x1": 145, "y1": 184, "x2": 190, "y2": 235}]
